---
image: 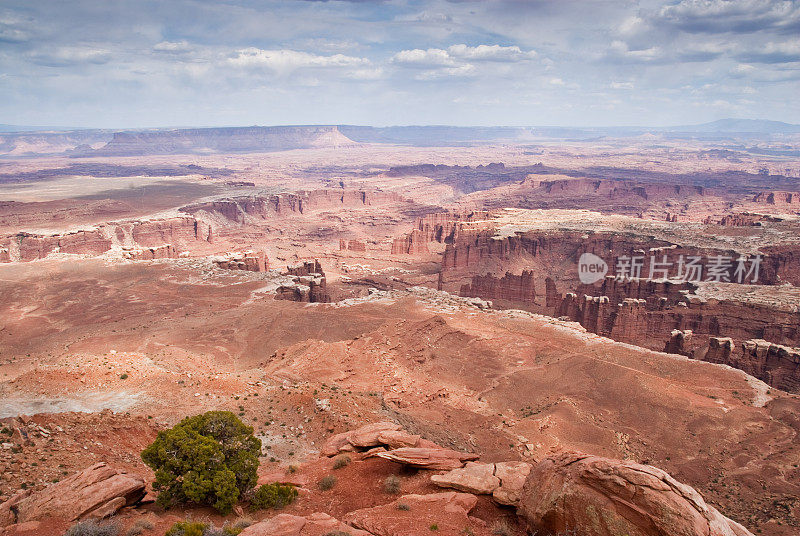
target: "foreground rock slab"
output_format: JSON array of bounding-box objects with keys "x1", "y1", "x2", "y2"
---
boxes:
[
  {"x1": 0, "y1": 462, "x2": 145, "y2": 526},
  {"x1": 240, "y1": 512, "x2": 374, "y2": 536},
  {"x1": 518, "y1": 452, "x2": 754, "y2": 536},
  {"x1": 372, "y1": 447, "x2": 479, "y2": 470},
  {"x1": 430, "y1": 461, "x2": 531, "y2": 505},
  {"x1": 344, "y1": 492, "x2": 492, "y2": 536}
]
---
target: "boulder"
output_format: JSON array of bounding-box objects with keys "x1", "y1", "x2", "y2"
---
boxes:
[
  {"x1": 430, "y1": 461, "x2": 531, "y2": 506},
  {"x1": 344, "y1": 492, "x2": 491, "y2": 536},
  {"x1": 320, "y1": 422, "x2": 403, "y2": 456},
  {"x1": 430, "y1": 462, "x2": 499, "y2": 495},
  {"x1": 375, "y1": 430, "x2": 421, "y2": 449},
  {"x1": 518, "y1": 452, "x2": 755, "y2": 536},
  {"x1": 371, "y1": 447, "x2": 479, "y2": 470},
  {"x1": 240, "y1": 512, "x2": 373, "y2": 536},
  {"x1": 0, "y1": 463, "x2": 145, "y2": 526},
  {"x1": 492, "y1": 461, "x2": 531, "y2": 506}
]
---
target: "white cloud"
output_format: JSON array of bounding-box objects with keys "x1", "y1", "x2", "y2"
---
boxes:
[
  {"x1": 447, "y1": 44, "x2": 536, "y2": 62},
  {"x1": 607, "y1": 40, "x2": 663, "y2": 62},
  {"x1": 610, "y1": 81, "x2": 634, "y2": 89},
  {"x1": 153, "y1": 40, "x2": 193, "y2": 54},
  {"x1": 415, "y1": 64, "x2": 477, "y2": 80},
  {"x1": 228, "y1": 48, "x2": 370, "y2": 75},
  {"x1": 392, "y1": 48, "x2": 455, "y2": 67},
  {"x1": 27, "y1": 46, "x2": 112, "y2": 67},
  {"x1": 393, "y1": 44, "x2": 536, "y2": 67}
]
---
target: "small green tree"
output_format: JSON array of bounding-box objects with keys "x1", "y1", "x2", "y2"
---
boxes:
[{"x1": 142, "y1": 411, "x2": 261, "y2": 514}]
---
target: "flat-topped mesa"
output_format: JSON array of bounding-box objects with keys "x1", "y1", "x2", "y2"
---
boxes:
[
  {"x1": 0, "y1": 216, "x2": 212, "y2": 263},
  {"x1": 440, "y1": 227, "x2": 800, "y2": 289},
  {"x1": 90, "y1": 125, "x2": 358, "y2": 156},
  {"x1": 701, "y1": 338, "x2": 800, "y2": 393},
  {"x1": 214, "y1": 250, "x2": 268, "y2": 272},
  {"x1": 181, "y1": 189, "x2": 405, "y2": 224}
]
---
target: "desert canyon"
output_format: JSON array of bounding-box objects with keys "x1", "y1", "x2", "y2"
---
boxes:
[{"x1": 0, "y1": 122, "x2": 799, "y2": 536}]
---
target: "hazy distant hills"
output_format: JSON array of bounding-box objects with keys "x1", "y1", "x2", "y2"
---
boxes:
[
  {"x1": 664, "y1": 119, "x2": 800, "y2": 134},
  {"x1": 1, "y1": 119, "x2": 799, "y2": 157}
]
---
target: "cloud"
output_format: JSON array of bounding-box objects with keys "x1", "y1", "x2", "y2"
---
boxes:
[
  {"x1": 228, "y1": 47, "x2": 370, "y2": 75},
  {"x1": 605, "y1": 40, "x2": 663, "y2": 63},
  {"x1": 447, "y1": 44, "x2": 536, "y2": 62},
  {"x1": 610, "y1": 81, "x2": 634, "y2": 89},
  {"x1": 393, "y1": 44, "x2": 536, "y2": 67},
  {"x1": 392, "y1": 48, "x2": 455, "y2": 67},
  {"x1": 415, "y1": 64, "x2": 476, "y2": 80},
  {"x1": 153, "y1": 40, "x2": 194, "y2": 54},
  {"x1": 391, "y1": 44, "x2": 537, "y2": 80},
  {"x1": 27, "y1": 46, "x2": 112, "y2": 67},
  {"x1": 657, "y1": 0, "x2": 800, "y2": 34},
  {"x1": 737, "y1": 39, "x2": 800, "y2": 63}
]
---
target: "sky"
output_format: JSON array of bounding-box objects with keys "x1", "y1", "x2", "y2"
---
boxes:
[{"x1": 1, "y1": 0, "x2": 799, "y2": 128}]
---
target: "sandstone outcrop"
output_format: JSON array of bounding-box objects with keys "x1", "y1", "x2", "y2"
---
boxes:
[
  {"x1": 276, "y1": 260, "x2": 330, "y2": 303},
  {"x1": 701, "y1": 338, "x2": 800, "y2": 393},
  {"x1": 430, "y1": 461, "x2": 531, "y2": 506},
  {"x1": 665, "y1": 329, "x2": 693, "y2": 355},
  {"x1": 122, "y1": 244, "x2": 178, "y2": 260},
  {"x1": 181, "y1": 189, "x2": 405, "y2": 223},
  {"x1": 0, "y1": 216, "x2": 211, "y2": 263},
  {"x1": 340, "y1": 239, "x2": 367, "y2": 252},
  {"x1": 321, "y1": 422, "x2": 435, "y2": 456},
  {"x1": 371, "y1": 447, "x2": 479, "y2": 470},
  {"x1": 460, "y1": 271, "x2": 536, "y2": 304},
  {"x1": 213, "y1": 250, "x2": 268, "y2": 272},
  {"x1": 0, "y1": 463, "x2": 145, "y2": 526},
  {"x1": 518, "y1": 452, "x2": 754, "y2": 536},
  {"x1": 240, "y1": 512, "x2": 373, "y2": 536},
  {"x1": 344, "y1": 492, "x2": 490, "y2": 536}
]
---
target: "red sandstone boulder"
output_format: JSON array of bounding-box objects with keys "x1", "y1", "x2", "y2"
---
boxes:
[
  {"x1": 430, "y1": 461, "x2": 531, "y2": 505},
  {"x1": 371, "y1": 447, "x2": 479, "y2": 470},
  {"x1": 0, "y1": 463, "x2": 145, "y2": 526},
  {"x1": 431, "y1": 462, "x2": 499, "y2": 494},
  {"x1": 344, "y1": 492, "x2": 491, "y2": 536},
  {"x1": 518, "y1": 452, "x2": 754, "y2": 536},
  {"x1": 239, "y1": 512, "x2": 373, "y2": 536},
  {"x1": 321, "y1": 422, "x2": 402, "y2": 456}
]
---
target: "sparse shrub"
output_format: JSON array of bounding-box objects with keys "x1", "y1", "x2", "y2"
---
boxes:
[
  {"x1": 119, "y1": 374, "x2": 128, "y2": 380},
  {"x1": 64, "y1": 520, "x2": 120, "y2": 536},
  {"x1": 430, "y1": 523, "x2": 439, "y2": 531},
  {"x1": 396, "y1": 502, "x2": 410, "y2": 511},
  {"x1": 332, "y1": 454, "x2": 351, "y2": 469},
  {"x1": 231, "y1": 517, "x2": 253, "y2": 530},
  {"x1": 491, "y1": 520, "x2": 512, "y2": 536},
  {"x1": 384, "y1": 475, "x2": 401, "y2": 494},
  {"x1": 322, "y1": 532, "x2": 352, "y2": 536},
  {"x1": 164, "y1": 521, "x2": 241, "y2": 536},
  {"x1": 250, "y1": 482, "x2": 298, "y2": 510},
  {"x1": 287, "y1": 465, "x2": 298, "y2": 473},
  {"x1": 141, "y1": 411, "x2": 261, "y2": 514},
  {"x1": 165, "y1": 521, "x2": 207, "y2": 536},
  {"x1": 125, "y1": 519, "x2": 154, "y2": 536},
  {"x1": 318, "y1": 474, "x2": 337, "y2": 491}
]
